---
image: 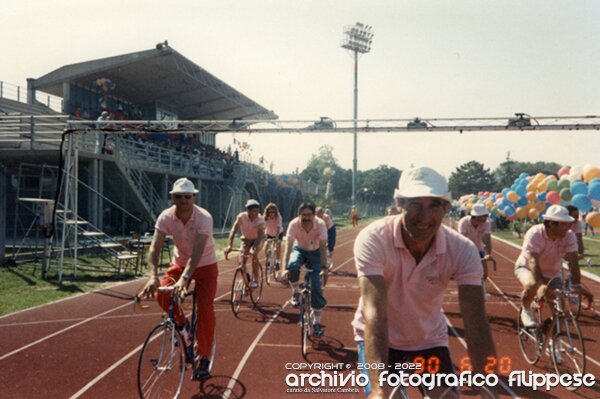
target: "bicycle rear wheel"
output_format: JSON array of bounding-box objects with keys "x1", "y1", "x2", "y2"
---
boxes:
[
  {"x1": 552, "y1": 314, "x2": 585, "y2": 390},
  {"x1": 137, "y1": 323, "x2": 186, "y2": 399},
  {"x1": 250, "y1": 264, "x2": 263, "y2": 306},
  {"x1": 300, "y1": 292, "x2": 311, "y2": 360},
  {"x1": 517, "y1": 306, "x2": 542, "y2": 365},
  {"x1": 230, "y1": 268, "x2": 245, "y2": 315}
]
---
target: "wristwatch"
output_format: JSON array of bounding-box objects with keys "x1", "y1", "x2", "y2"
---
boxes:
[{"x1": 182, "y1": 273, "x2": 190, "y2": 281}]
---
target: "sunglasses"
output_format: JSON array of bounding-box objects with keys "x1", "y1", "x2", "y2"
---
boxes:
[{"x1": 174, "y1": 194, "x2": 193, "y2": 200}]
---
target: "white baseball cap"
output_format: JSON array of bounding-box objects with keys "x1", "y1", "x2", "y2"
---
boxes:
[
  {"x1": 169, "y1": 178, "x2": 199, "y2": 194},
  {"x1": 543, "y1": 205, "x2": 574, "y2": 223},
  {"x1": 245, "y1": 199, "x2": 260, "y2": 208},
  {"x1": 470, "y1": 204, "x2": 489, "y2": 217},
  {"x1": 393, "y1": 166, "x2": 451, "y2": 203}
]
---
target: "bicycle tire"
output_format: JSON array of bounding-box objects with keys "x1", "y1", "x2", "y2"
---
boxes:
[
  {"x1": 137, "y1": 323, "x2": 186, "y2": 399},
  {"x1": 230, "y1": 268, "x2": 245, "y2": 315},
  {"x1": 300, "y1": 291, "x2": 311, "y2": 360},
  {"x1": 517, "y1": 306, "x2": 542, "y2": 365},
  {"x1": 250, "y1": 263, "x2": 263, "y2": 306},
  {"x1": 551, "y1": 314, "x2": 586, "y2": 390}
]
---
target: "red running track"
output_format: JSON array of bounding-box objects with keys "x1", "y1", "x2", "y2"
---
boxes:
[{"x1": 0, "y1": 225, "x2": 598, "y2": 398}]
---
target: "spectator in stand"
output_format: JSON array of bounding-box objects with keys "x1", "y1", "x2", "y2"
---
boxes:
[{"x1": 73, "y1": 106, "x2": 82, "y2": 118}]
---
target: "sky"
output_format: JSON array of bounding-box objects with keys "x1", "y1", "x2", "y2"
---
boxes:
[{"x1": 1, "y1": 0, "x2": 599, "y2": 178}]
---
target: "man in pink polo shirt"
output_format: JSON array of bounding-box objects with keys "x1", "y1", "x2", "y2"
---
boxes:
[
  {"x1": 225, "y1": 199, "x2": 265, "y2": 288},
  {"x1": 458, "y1": 203, "x2": 495, "y2": 281},
  {"x1": 515, "y1": 205, "x2": 584, "y2": 328},
  {"x1": 352, "y1": 166, "x2": 496, "y2": 398},
  {"x1": 284, "y1": 202, "x2": 328, "y2": 337},
  {"x1": 139, "y1": 177, "x2": 218, "y2": 380}
]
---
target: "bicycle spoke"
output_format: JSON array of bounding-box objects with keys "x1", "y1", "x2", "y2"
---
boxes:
[
  {"x1": 231, "y1": 269, "x2": 244, "y2": 315},
  {"x1": 552, "y1": 315, "x2": 586, "y2": 390},
  {"x1": 137, "y1": 324, "x2": 186, "y2": 399},
  {"x1": 517, "y1": 306, "x2": 542, "y2": 365}
]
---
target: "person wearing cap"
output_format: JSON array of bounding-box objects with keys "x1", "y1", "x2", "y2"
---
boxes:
[
  {"x1": 352, "y1": 166, "x2": 496, "y2": 398},
  {"x1": 458, "y1": 203, "x2": 495, "y2": 281},
  {"x1": 139, "y1": 177, "x2": 218, "y2": 380},
  {"x1": 224, "y1": 199, "x2": 265, "y2": 288},
  {"x1": 316, "y1": 206, "x2": 336, "y2": 271},
  {"x1": 515, "y1": 204, "x2": 584, "y2": 328},
  {"x1": 284, "y1": 202, "x2": 328, "y2": 337}
]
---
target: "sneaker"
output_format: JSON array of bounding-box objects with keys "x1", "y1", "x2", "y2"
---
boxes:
[
  {"x1": 313, "y1": 323, "x2": 324, "y2": 337},
  {"x1": 520, "y1": 307, "x2": 538, "y2": 328},
  {"x1": 192, "y1": 356, "x2": 211, "y2": 381},
  {"x1": 327, "y1": 257, "x2": 333, "y2": 271},
  {"x1": 249, "y1": 280, "x2": 259, "y2": 289},
  {"x1": 290, "y1": 292, "x2": 300, "y2": 307},
  {"x1": 547, "y1": 341, "x2": 564, "y2": 365}
]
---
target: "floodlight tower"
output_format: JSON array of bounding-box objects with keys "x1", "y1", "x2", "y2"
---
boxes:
[{"x1": 341, "y1": 22, "x2": 373, "y2": 206}]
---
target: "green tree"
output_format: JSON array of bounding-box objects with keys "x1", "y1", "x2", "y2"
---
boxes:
[
  {"x1": 448, "y1": 161, "x2": 496, "y2": 198},
  {"x1": 493, "y1": 161, "x2": 561, "y2": 190},
  {"x1": 358, "y1": 165, "x2": 401, "y2": 203}
]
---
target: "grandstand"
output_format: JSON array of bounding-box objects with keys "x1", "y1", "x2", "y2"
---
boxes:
[{"x1": 0, "y1": 43, "x2": 305, "y2": 271}]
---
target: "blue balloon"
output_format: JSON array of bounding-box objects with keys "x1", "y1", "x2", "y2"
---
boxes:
[
  {"x1": 511, "y1": 184, "x2": 517, "y2": 191},
  {"x1": 589, "y1": 183, "x2": 600, "y2": 201},
  {"x1": 571, "y1": 194, "x2": 592, "y2": 212},
  {"x1": 591, "y1": 178, "x2": 600, "y2": 185},
  {"x1": 570, "y1": 181, "x2": 588, "y2": 196},
  {"x1": 537, "y1": 192, "x2": 547, "y2": 202},
  {"x1": 502, "y1": 188, "x2": 510, "y2": 197},
  {"x1": 517, "y1": 197, "x2": 528, "y2": 206},
  {"x1": 504, "y1": 206, "x2": 516, "y2": 216},
  {"x1": 519, "y1": 172, "x2": 529, "y2": 179},
  {"x1": 516, "y1": 186, "x2": 527, "y2": 197}
]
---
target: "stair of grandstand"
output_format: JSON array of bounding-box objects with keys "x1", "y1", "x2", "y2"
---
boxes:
[{"x1": 55, "y1": 207, "x2": 141, "y2": 275}]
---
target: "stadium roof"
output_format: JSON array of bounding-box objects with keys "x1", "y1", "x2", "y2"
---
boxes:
[{"x1": 32, "y1": 43, "x2": 278, "y2": 121}]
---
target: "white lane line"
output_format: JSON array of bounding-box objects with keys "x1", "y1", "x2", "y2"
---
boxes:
[
  {"x1": 221, "y1": 304, "x2": 289, "y2": 399},
  {"x1": 443, "y1": 313, "x2": 521, "y2": 398},
  {"x1": 0, "y1": 301, "x2": 132, "y2": 361},
  {"x1": 65, "y1": 288, "x2": 234, "y2": 398}
]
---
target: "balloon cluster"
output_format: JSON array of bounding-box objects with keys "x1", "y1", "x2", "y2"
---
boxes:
[
  {"x1": 459, "y1": 165, "x2": 600, "y2": 228},
  {"x1": 93, "y1": 78, "x2": 116, "y2": 93}
]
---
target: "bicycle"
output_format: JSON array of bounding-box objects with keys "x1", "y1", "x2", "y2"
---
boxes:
[
  {"x1": 264, "y1": 238, "x2": 279, "y2": 285},
  {"x1": 298, "y1": 266, "x2": 322, "y2": 360},
  {"x1": 482, "y1": 257, "x2": 496, "y2": 299},
  {"x1": 136, "y1": 286, "x2": 217, "y2": 399},
  {"x1": 227, "y1": 249, "x2": 263, "y2": 315},
  {"x1": 517, "y1": 278, "x2": 586, "y2": 390}
]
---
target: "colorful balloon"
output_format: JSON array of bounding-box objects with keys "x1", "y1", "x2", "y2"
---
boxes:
[
  {"x1": 559, "y1": 188, "x2": 572, "y2": 202},
  {"x1": 506, "y1": 191, "x2": 518, "y2": 203},
  {"x1": 557, "y1": 166, "x2": 570, "y2": 177},
  {"x1": 583, "y1": 166, "x2": 600, "y2": 183},
  {"x1": 569, "y1": 181, "x2": 588, "y2": 196},
  {"x1": 571, "y1": 194, "x2": 592, "y2": 212},
  {"x1": 515, "y1": 207, "x2": 528, "y2": 219},
  {"x1": 589, "y1": 183, "x2": 600, "y2": 201},
  {"x1": 528, "y1": 209, "x2": 539, "y2": 219},
  {"x1": 547, "y1": 180, "x2": 558, "y2": 192},
  {"x1": 535, "y1": 201, "x2": 546, "y2": 212},
  {"x1": 585, "y1": 212, "x2": 600, "y2": 228},
  {"x1": 546, "y1": 191, "x2": 560, "y2": 204}
]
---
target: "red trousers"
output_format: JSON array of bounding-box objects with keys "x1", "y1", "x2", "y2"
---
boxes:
[{"x1": 156, "y1": 263, "x2": 218, "y2": 357}]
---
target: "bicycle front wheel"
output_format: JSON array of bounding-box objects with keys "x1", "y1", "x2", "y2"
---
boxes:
[
  {"x1": 137, "y1": 323, "x2": 186, "y2": 399},
  {"x1": 300, "y1": 292, "x2": 311, "y2": 360},
  {"x1": 552, "y1": 315, "x2": 585, "y2": 390},
  {"x1": 250, "y1": 264, "x2": 263, "y2": 306},
  {"x1": 230, "y1": 268, "x2": 245, "y2": 315},
  {"x1": 517, "y1": 306, "x2": 542, "y2": 365}
]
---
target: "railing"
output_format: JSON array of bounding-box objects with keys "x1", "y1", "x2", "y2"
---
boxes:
[{"x1": 0, "y1": 81, "x2": 63, "y2": 112}]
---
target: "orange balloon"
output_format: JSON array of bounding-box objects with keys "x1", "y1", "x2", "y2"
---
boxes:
[
  {"x1": 583, "y1": 166, "x2": 600, "y2": 183},
  {"x1": 526, "y1": 192, "x2": 536, "y2": 202},
  {"x1": 528, "y1": 209, "x2": 539, "y2": 219},
  {"x1": 506, "y1": 191, "x2": 519, "y2": 203},
  {"x1": 535, "y1": 202, "x2": 546, "y2": 212},
  {"x1": 586, "y1": 212, "x2": 600, "y2": 228},
  {"x1": 526, "y1": 182, "x2": 536, "y2": 192},
  {"x1": 537, "y1": 182, "x2": 547, "y2": 192},
  {"x1": 515, "y1": 207, "x2": 528, "y2": 219}
]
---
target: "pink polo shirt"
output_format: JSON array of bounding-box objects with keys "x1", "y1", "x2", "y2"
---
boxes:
[
  {"x1": 236, "y1": 212, "x2": 265, "y2": 239},
  {"x1": 318, "y1": 213, "x2": 334, "y2": 230},
  {"x1": 155, "y1": 205, "x2": 217, "y2": 269},
  {"x1": 570, "y1": 221, "x2": 582, "y2": 235},
  {"x1": 265, "y1": 213, "x2": 283, "y2": 237},
  {"x1": 352, "y1": 216, "x2": 482, "y2": 351},
  {"x1": 457, "y1": 215, "x2": 491, "y2": 252},
  {"x1": 515, "y1": 224, "x2": 578, "y2": 279},
  {"x1": 286, "y1": 216, "x2": 328, "y2": 252}
]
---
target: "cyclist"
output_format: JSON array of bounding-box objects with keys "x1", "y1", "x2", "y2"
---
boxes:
[
  {"x1": 316, "y1": 206, "x2": 336, "y2": 270},
  {"x1": 263, "y1": 202, "x2": 283, "y2": 273},
  {"x1": 566, "y1": 205, "x2": 594, "y2": 310},
  {"x1": 515, "y1": 204, "x2": 584, "y2": 328},
  {"x1": 352, "y1": 166, "x2": 496, "y2": 398},
  {"x1": 458, "y1": 203, "x2": 495, "y2": 281},
  {"x1": 284, "y1": 202, "x2": 328, "y2": 337},
  {"x1": 224, "y1": 199, "x2": 265, "y2": 288},
  {"x1": 139, "y1": 178, "x2": 218, "y2": 380}
]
